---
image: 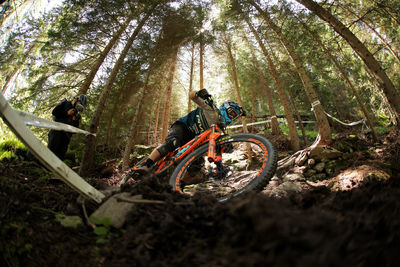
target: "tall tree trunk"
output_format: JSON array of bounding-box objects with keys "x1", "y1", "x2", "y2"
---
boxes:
[
  {"x1": 223, "y1": 33, "x2": 248, "y2": 133},
  {"x1": 122, "y1": 87, "x2": 146, "y2": 171},
  {"x1": 122, "y1": 56, "x2": 159, "y2": 170},
  {"x1": 105, "y1": 86, "x2": 124, "y2": 146},
  {"x1": 161, "y1": 47, "x2": 179, "y2": 141},
  {"x1": 1, "y1": 69, "x2": 18, "y2": 93},
  {"x1": 298, "y1": 18, "x2": 379, "y2": 141},
  {"x1": 77, "y1": 16, "x2": 134, "y2": 95},
  {"x1": 199, "y1": 37, "x2": 204, "y2": 90},
  {"x1": 261, "y1": 73, "x2": 281, "y2": 135},
  {"x1": 244, "y1": 18, "x2": 300, "y2": 150},
  {"x1": 152, "y1": 96, "x2": 162, "y2": 144},
  {"x1": 110, "y1": 79, "x2": 137, "y2": 148},
  {"x1": 247, "y1": 0, "x2": 332, "y2": 146},
  {"x1": 80, "y1": 8, "x2": 155, "y2": 175},
  {"x1": 295, "y1": 0, "x2": 400, "y2": 125},
  {"x1": 363, "y1": 65, "x2": 398, "y2": 126},
  {"x1": 146, "y1": 103, "x2": 157, "y2": 145},
  {"x1": 105, "y1": 70, "x2": 137, "y2": 146},
  {"x1": 241, "y1": 29, "x2": 281, "y2": 135},
  {"x1": 188, "y1": 42, "x2": 195, "y2": 113},
  {"x1": 287, "y1": 88, "x2": 308, "y2": 146},
  {"x1": 249, "y1": 78, "x2": 256, "y2": 133}
]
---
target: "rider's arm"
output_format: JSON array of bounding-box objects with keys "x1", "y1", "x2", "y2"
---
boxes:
[
  {"x1": 191, "y1": 89, "x2": 214, "y2": 111},
  {"x1": 191, "y1": 89, "x2": 219, "y2": 125},
  {"x1": 52, "y1": 99, "x2": 72, "y2": 119}
]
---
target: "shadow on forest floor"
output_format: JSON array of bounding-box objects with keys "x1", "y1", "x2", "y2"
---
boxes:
[{"x1": 1, "y1": 129, "x2": 400, "y2": 266}]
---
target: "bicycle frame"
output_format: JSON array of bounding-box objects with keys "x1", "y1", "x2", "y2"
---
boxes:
[
  {"x1": 127, "y1": 95, "x2": 227, "y2": 177},
  {"x1": 151, "y1": 124, "x2": 224, "y2": 174}
]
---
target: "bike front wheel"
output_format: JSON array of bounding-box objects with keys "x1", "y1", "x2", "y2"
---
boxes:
[{"x1": 169, "y1": 133, "x2": 277, "y2": 202}]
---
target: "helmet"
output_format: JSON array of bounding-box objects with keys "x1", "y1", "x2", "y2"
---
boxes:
[
  {"x1": 219, "y1": 100, "x2": 245, "y2": 125},
  {"x1": 77, "y1": 94, "x2": 87, "y2": 107}
]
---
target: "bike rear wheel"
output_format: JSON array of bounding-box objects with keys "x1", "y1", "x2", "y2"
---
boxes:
[{"x1": 169, "y1": 133, "x2": 277, "y2": 202}]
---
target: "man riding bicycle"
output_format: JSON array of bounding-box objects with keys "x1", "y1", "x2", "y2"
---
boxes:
[{"x1": 135, "y1": 88, "x2": 246, "y2": 174}]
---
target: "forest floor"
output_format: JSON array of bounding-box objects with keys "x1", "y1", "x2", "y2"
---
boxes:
[{"x1": 1, "y1": 128, "x2": 400, "y2": 266}]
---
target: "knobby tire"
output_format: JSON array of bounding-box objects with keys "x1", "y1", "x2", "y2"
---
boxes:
[{"x1": 169, "y1": 133, "x2": 277, "y2": 202}]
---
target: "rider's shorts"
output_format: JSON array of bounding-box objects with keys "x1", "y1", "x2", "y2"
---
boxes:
[{"x1": 157, "y1": 122, "x2": 193, "y2": 157}]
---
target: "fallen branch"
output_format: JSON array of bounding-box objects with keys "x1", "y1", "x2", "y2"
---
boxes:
[
  {"x1": 115, "y1": 196, "x2": 194, "y2": 206},
  {"x1": 81, "y1": 202, "x2": 96, "y2": 229}
]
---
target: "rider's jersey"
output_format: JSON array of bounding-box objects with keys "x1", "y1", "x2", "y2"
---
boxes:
[
  {"x1": 176, "y1": 108, "x2": 209, "y2": 136},
  {"x1": 176, "y1": 96, "x2": 219, "y2": 137}
]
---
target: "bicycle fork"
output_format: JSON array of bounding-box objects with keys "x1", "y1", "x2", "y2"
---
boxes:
[
  {"x1": 207, "y1": 125, "x2": 221, "y2": 163},
  {"x1": 207, "y1": 125, "x2": 228, "y2": 178}
]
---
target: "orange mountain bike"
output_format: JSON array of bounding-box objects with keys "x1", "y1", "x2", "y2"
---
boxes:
[{"x1": 120, "y1": 97, "x2": 277, "y2": 202}]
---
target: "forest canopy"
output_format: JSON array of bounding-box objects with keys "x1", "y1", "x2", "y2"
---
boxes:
[{"x1": 1, "y1": 0, "x2": 400, "y2": 172}]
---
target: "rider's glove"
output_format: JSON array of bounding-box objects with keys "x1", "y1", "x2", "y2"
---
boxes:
[{"x1": 196, "y1": 89, "x2": 211, "y2": 100}]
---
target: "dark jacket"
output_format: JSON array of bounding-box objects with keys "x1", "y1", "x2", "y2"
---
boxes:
[{"x1": 52, "y1": 99, "x2": 80, "y2": 128}]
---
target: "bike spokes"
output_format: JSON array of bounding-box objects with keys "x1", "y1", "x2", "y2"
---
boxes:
[{"x1": 179, "y1": 139, "x2": 269, "y2": 198}]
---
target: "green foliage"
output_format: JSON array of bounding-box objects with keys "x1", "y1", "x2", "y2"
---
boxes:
[
  {"x1": 0, "y1": 139, "x2": 26, "y2": 153},
  {"x1": 90, "y1": 216, "x2": 121, "y2": 244},
  {"x1": 2, "y1": 0, "x2": 400, "y2": 159},
  {"x1": 0, "y1": 139, "x2": 27, "y2": 162},
  {"x1": 55, "y1": 214, "x2": 83, "y2": 229},
  {"x1": 0, "y1": 151, "x2": 18, "y2": 162},
  {"x1": 279, "y1": 123, "x2": 320, "y2": 144},
  {"x1": 374, "y1": 126, "x2": 392, "y2": 135}
]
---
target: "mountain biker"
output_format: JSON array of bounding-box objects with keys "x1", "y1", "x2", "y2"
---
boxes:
[{"x1": 135, "y1": 88, "x2": 245, "y2": 174}]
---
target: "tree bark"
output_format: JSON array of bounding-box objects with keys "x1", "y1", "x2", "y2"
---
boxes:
[
  {"x1": 188, "y1": 42, "x2": 195, "y2": 113},
  {"x1": 122, "y1": 54, "x2": 158, "y2": 170},
  {"x1": 105, "y1": 86, "x2": 125, "y2": 146},
  {"x1": 296, "y1": 0, "x2": 400, "y2": 125},
  {"x1": 146, "y1": 101, "x2": 158, "y2": 145},
  {"x1": 249, "y1": 79, "x2": 256, "y2": 133},
  {"x1": 152, "y1": 96, "x2": 162, "y2": 144},
  {"x1": 80, "y1": 8, "x2": 155, "y2": 175},
  {"x1": 121, "y1": 87, "x2": 146, "y2": 171},
  {"x1": 248, "y1": 0, "x2": 332, "y2": 146},
  {"x1": 299, "y1": 18, "x2": 378, "y2": 141},
  {"x1": 241, "y1": 28, "x2": 281, "y2": 135},
  {"x1": 110, "y1": 78, "x2": 138, "y2": 148},
  {"x1": 1, "y1": 69, "x2": 18, "y2": 94},
  {"x1": 199, "y1": 36, "x2": 204, "y2": 89},
  {"x1": 161, "y1": 47, "x2": 179, "y2": 141},
  {"x1": 223, "y1": 32, "x2": 248, "y2": 133},
  {"x1": 287, "y1": 88, "x2": 308, "y2": 146},
  {"x1": 245, "y1": 18, "x2": 300, "y2": 150},
  {"x1": 77, "y1": 16, "x2": 134, "y2": 95}
]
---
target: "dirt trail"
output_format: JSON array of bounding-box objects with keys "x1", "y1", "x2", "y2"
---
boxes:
[{"x1": 1, "y1": 130, "x2": 399, "y2": 266}]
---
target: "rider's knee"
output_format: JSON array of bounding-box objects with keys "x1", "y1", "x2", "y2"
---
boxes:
[{"x1": 156, "y1": 137, "x2": 180, "y2": 157}]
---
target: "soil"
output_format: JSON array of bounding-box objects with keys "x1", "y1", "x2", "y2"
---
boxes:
[{"x1": 1, "y1": 129, "x2": 400, "y2": 266}]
